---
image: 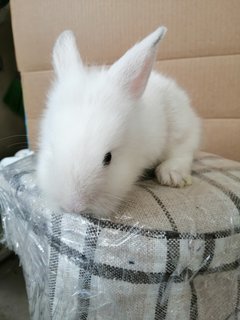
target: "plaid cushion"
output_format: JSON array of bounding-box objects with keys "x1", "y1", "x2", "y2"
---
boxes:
[{"x1": 0, "y1": 152, "x2": 240, "y2": 320}]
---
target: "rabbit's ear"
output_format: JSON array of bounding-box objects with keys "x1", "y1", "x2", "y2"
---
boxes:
[
  {"x1": 52, "y1": 30, "x2": 84, "y2": 78},
  {"x1": 109, "y1": 26, "x2": 167, "y2": 99}
]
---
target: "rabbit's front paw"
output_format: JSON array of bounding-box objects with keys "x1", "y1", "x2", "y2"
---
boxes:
[{"x1": 155, "y1": 161, "x2": 192, "y2": 188}]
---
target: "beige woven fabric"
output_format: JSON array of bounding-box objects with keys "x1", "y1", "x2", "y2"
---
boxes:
[{"x1": 0, "y1": 152, "x2": 240, "y2": 320}]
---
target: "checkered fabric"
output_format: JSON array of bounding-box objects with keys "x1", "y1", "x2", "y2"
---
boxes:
[{"x1": 0, "y1": 153, "x2": 240, "y2": 320}]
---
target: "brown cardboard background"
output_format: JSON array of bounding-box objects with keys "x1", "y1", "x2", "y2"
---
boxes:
[
  {"x1": 10, "y1": 1, "x2": 240, "y2": 160},
  {"x1": 11, "y1": 0, "x2": 240, "y2": 72},
  {"x1": 202, "y1": 119, "x2": 240, "y2": 161}
]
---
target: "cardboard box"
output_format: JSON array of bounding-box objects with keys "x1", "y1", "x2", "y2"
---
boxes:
[{"x1": 10, "y1": 0, "x2": 240, "y2": 160}]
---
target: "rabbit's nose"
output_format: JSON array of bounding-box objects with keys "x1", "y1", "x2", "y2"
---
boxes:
[
  {"x1": 60, "y1": 204, "x2": 87, "y2": 214},
  {"x1": 60, "y1": 197, "x2": 87, "y2": 214}
]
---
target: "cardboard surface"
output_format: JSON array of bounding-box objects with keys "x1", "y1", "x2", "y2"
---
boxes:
[
  {"x1": 10, "y1": 1, "x2": 240, "y2": 160},
  {"x1": 11, "y1": 0, "x2": 240, "y2": 72},
  {"x1": 202, "y1": 119, "x2": 240, "y2": 161}
]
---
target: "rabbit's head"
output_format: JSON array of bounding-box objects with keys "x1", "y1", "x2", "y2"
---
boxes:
[{"x1": 37, "y1": 27, "x2": 166, "y2": 216}]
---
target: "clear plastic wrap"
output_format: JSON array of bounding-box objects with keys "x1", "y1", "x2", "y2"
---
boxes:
[{"x1": 0, "y1": 151, "x2": 240, "y2": 320}]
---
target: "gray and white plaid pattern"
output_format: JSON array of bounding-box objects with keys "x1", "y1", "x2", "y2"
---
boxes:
[{"x1": 0, "y1": 153, "x2": 240, "y2": 320}]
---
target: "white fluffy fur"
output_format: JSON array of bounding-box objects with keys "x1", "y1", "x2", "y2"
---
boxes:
[{"x1": 37, "y1": 27, "x2": 201, "y2": 217}]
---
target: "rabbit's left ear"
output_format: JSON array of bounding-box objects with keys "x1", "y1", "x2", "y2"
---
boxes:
[
  {"x1": 52, "y1": 30, "x2": 84, "y2": 78},
  {"x1": 108, "y1": 26, "x2": 167, "y2": 99}
]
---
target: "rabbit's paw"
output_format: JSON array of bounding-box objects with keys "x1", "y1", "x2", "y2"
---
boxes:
[{"x1": 155, "y1": 161, "x2": 192, "y2": 188}]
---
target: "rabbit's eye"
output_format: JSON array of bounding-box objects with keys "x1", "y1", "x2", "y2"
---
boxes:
[{"x1": 103, "y1": 152, "x2": 112, "y2": 166}]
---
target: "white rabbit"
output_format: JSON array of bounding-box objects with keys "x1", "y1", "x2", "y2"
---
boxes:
[{"x1": 37, "y1": 27, "x2": 201, "y2": 217}]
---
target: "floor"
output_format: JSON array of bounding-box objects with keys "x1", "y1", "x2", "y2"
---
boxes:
[{"x1": 0, "y1": 254, "x2": 30, "y2": 320}]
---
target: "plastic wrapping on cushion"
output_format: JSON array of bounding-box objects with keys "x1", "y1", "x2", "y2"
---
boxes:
[
  {"x1": 0, "y1": 149, "x2": 34, "y2": 261},
  {"x1": 0, "y1": 152, "x2": 240, "y2": 320}
]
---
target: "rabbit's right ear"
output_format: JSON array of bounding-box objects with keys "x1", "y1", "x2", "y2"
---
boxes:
[
  {"x1": 108, "y1": 26, "x2": 167, "y2": 100},
  {"x1": 52, "y1": 30, "x2": 84, "y2": 78}
]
